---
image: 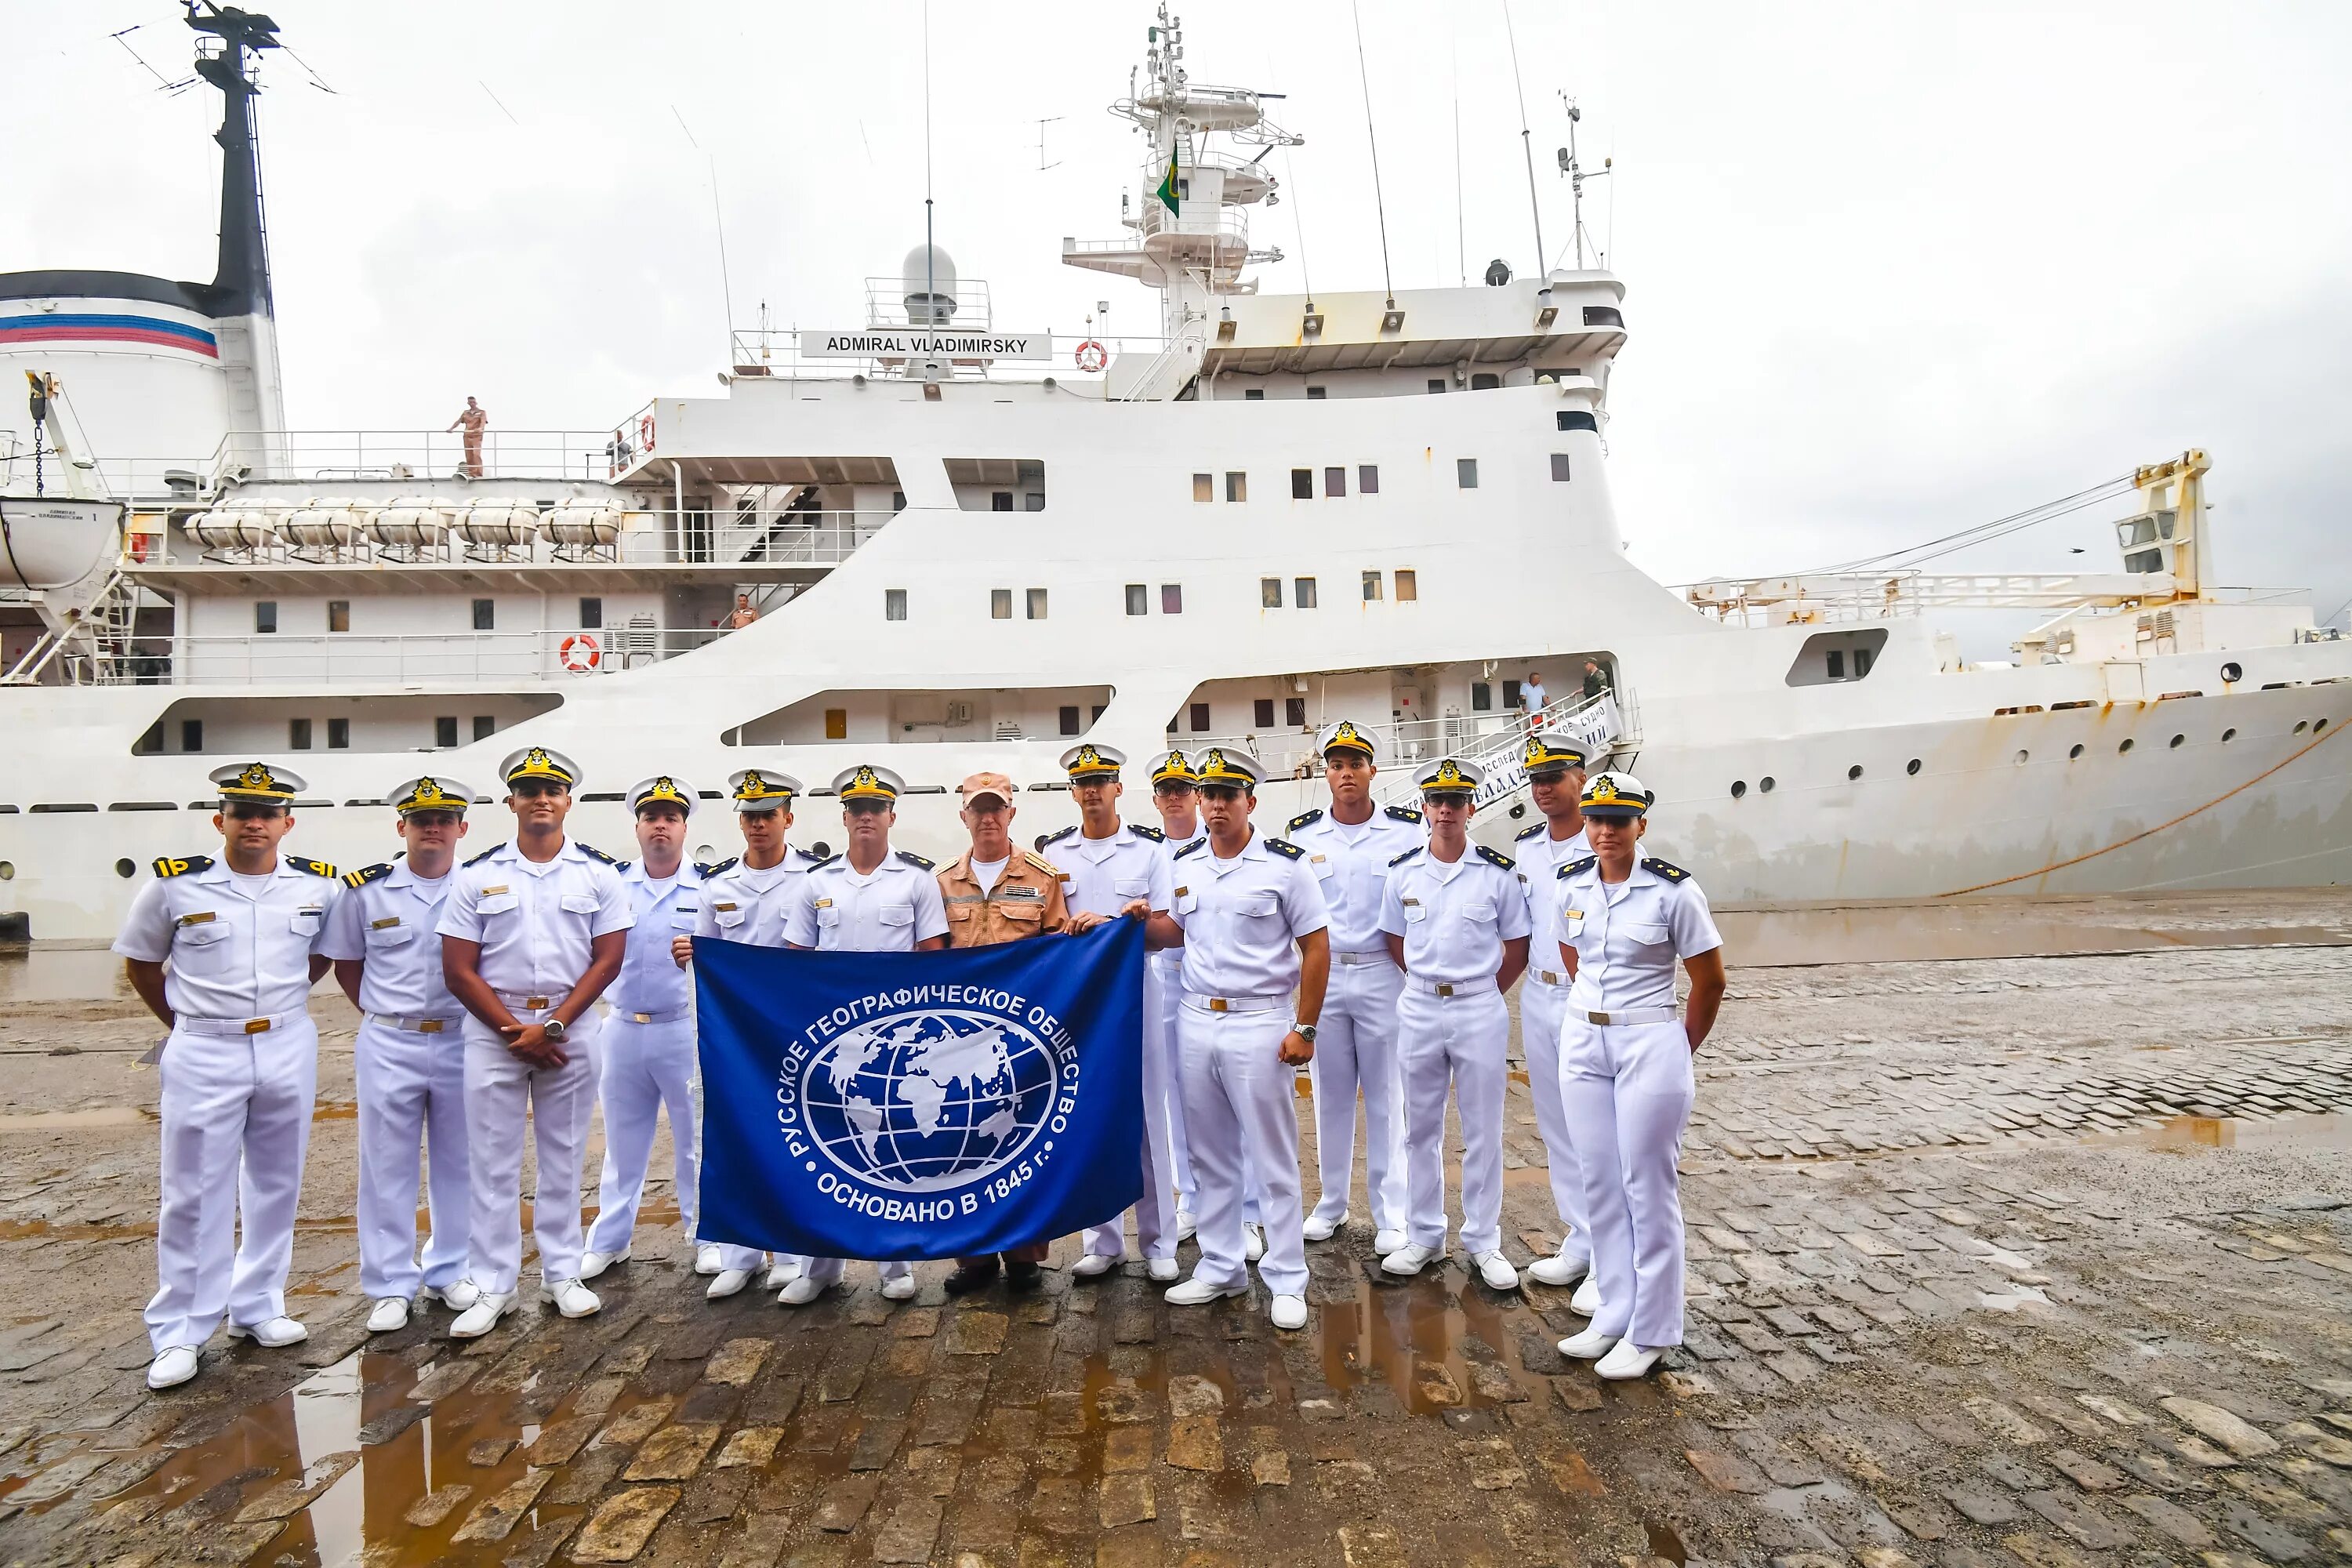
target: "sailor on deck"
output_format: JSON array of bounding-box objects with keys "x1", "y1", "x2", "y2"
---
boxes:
[
  {"x1": 321, "y1": 772, "x2": 483, "y2": 1336},
  {"x1": 114, "y1": 761, "x2": 343, "y2": 1390}
]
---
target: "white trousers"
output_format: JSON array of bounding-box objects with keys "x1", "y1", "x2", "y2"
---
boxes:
[
  {"x1": 462, "y1": 1012, "x2": 600, "y2": 1294},
  {"x1": 1559, "y1": 1017, "x2": 1693, "y2": 1348},
  {"x1": 1153, "y1": 953, "x2": 1268, "y2": 1223},
  {"x1": 354, "y1": 1018, "x2": 471, "y2": 1300},
  {"x1": 146, "y1": 1015, "x2": 318, "y2": 1354},
  {"x1": 1518, "y1": 978, "x2": 1591, "y2": 1261},
  {"x1": 801, "y1": 1257, "x2": 913, "y2": 1287},
  {"x1": 1396, "y1": 986, "x2": 1511, "y2": 1255},
  {"x1": 586, "y1": 1015, "x2": 699, "y2": 1257},
  {"x1": 1306, "y1": 956, "x2": 1407, "y2": 1232},
  {"x1": 1082, "y1": 960, "x2": 1180, "y2": 1260},
  {"x1": 1174, "y1": 1001, "x2": 1306, "y2": 1295}
]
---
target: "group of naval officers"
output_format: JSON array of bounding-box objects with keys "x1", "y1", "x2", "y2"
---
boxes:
[{"x1": 113, "y1": 723, "x2": 1726, "y2": 1393}]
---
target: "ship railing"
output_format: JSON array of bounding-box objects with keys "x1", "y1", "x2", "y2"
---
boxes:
[
  {"x1": 1183, "y1": 691, "x2": 1621, "y2": 789},
  {"x1": 24, "y1": 430, "x2": 637, "y2": 501},
  {"x1": 1677, "y1": 568, "x2": 2296, "y2": 625},
  {"x1": 152, "y1": 626, "x2": 733, "y2": 687},
  {"x1": 861, "y1": 277, "x2": 998, "y2": 331},
  {"x1": 124, "y1": 508, "x2": 880, "y2": 571}
]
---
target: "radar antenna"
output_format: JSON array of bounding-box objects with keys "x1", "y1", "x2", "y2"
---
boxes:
[{"x1": 1555, "y1": 96, "x2": 1613, "y2": 270}]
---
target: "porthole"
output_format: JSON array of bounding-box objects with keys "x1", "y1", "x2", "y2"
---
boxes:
[
  {"x1": 811, "y1": 840, "x2": 833, "y2": 858},
  {"x1": 1847, "y1": 764, "x2": 1864, "y2": 781},
  {"x1": 2169, "y1": 733, "x2": 2185, "y2": 750},
  {"x1": 114, "y1": 858, "x2": 136, "y2": 878},
  {"x1": 2014, "y1": 750, "x2": 2029, "y2": 765},
  {"x1": 2293, "y1": 720, "x2": 2309, "y2": 735},
  {"x1": 2221, "y1": 728, "x2": 2237, "y2": 743},
  {"x1": 2068, "y1": 744, "x2": 2084, "y2": 759},
  {"x1": 2119, "y1": 738, "x2": 2136, "y2": 753},
  {"x1": 0, "y1": 861, "x2": 13, "y2": 880},
  {"x1": 1905, "y1": 758, "x2": 1922, "y2": 775},
  {"x1": 1730, "y1": 780, "x2": 1748, "y2": 799},
  {"x1": 1759, "y1": 776, "x2": 1776, "y2": 793},
  {"x1": 2319, "y1": 717, "x2": 2332, "y2": 734},
  {"x1": 2220, "y1": 661, "x2": 2243, "y2": 684}
]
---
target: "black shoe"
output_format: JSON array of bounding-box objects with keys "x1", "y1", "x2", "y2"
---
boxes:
[
  {"x1": 943, "y1": 1259, "x2": 1000, "y2": 1296},
  {"x1": 1004, "y1": 1259, "x2": 1044, "y2": 1290}
]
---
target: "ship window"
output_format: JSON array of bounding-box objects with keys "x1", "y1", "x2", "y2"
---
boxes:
[
  {"x1": 1396, "y1": 569, "x2": 1418, "y2": 601},
  {"x1": 1286, "y1": 697, "x2": 1308, "y2": 727},
  {"x1": 1502, "y1": 680, "x2": 1523, "y2": 711},
  {"x1": 1093, "y1": 703, "x2": 1108, "y2": 722},
  {"x1": 1472, "y1": 682, "x2": 1492, "y2": 711},
  {"x1": 1254, "y1": 699, "x2": 1276, "y2": 728},
  {"x1": 1245, "y1": 388, "x2": 1265, "y2": 401},
  {"x1": 328, "y1": 717, "x2": 350, "y2": 750},
  {"x1": 436, "y1": 716, "x2": 459, "y2": 748},
  {"x1": 472, "y1": 598, "x2": 495, "y2": 630},
  {"x1": 1060, "y1": 706, "x2": 1082, "y2": 735},
  {"x1": 1363, "y1": 571, "x2": 1383, "y2": 601},
  {"x1": 825, "y1": 708, "x2": 848, "y2": 739},
  {"x1": 1457, "y1": 459, "x2": 1479, "y2": 488},
  {"x1": 1125, "y1": 584, "x2": 1148, "y2": 616},
  {"x1": 1026, "y1": 492, "x2": 1044, "y2": 512},
  {"x1": 1583, "y1": 305, "x2": 1624, "y2": 328},
  {"x1": 1225, "y1": 471, "x2": 1247, "y2": 502},
  {"x1": 991, "y1": 589, "x2": 1012, "y2": 619},
  {"x1": 289, "y1": 717, "x2": 313, "y2": 750},
  {"x1": 1786, "y1": 628, "x2": 1886, "y2": 688},
  {"x1": 1427, "y1": 379, "x2": 1446, "y2": 394},
  {"x1": 1161, "y1": 584, "x2": 1184, "y2": 614},
  {"x1": 1470, "y1": 372, "x2": 1501, "y2": 391},
  {"x1": 884, "y1": 589, "x2": 908, "y2": 621},
  {"x1": 1192, "y1": 473, "x2": 1214, "y2": 503},
  {"x1": 1027, "y1": 588, "x2": 1048, "y2": 620},
  {"x1": 892, "y1": 490, "x2": 907, "y2": 512},
  {"x1": 1557, "y1": 410, "x2": 1599, "y2": 433},
  {"x1": 254, "y1": 601, "x2": 278, "y2": 635},
  {"x1": 181, "y1": 718, "x2": 203, "y2": 752},
  {"x1": 991, "y1": 491, "x2": 1014, "y2": 512},
  {"x1": 1295, "y1": 577, "x2": 1319, "y2": 609},
  {"x1": 1306, "y1": 386, "x2": 1327, "y2": 400},
  {"x1": 473, "y1": 715, "x2": 496, "y2": 741},
  {"x1": 1325, "y1": 466, "x2": 1347, "y2": 498},
  {"x1": 1189, "y1": 702, "x2": 1211, "y2": 732},
  {"x1": 1261, "y1": 578, "x2": 1283, "y2": 608},
  {"x1": 1291, "y1": 469, "x2": 1313, "y2": 499},
  {"x1": 578, "y1": 597, "x2": 602, "y2": 630},
  {"x1": 1855, "y1": 647, "x2": 1874, "y2": 677},
  {"x1": 328, "y1": 600, "x2": 350, "y2": 633},
  {"x1": 1550, "y1": 453, "x2": 1572, "y2": 482},
  {"x1": 1827, "y1": 650, "x2": 1845, "y2": 680},
  {"x1": 1359, "y1": 464, "x2": 1379, "y2": 494}
]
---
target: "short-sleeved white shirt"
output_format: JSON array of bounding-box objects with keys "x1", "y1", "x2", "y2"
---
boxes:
[
  {"x1": 783, "y1": 849, "x2": 949, "y2": 953},
  {"x1": 113, "y1": 852, "x2": 342, "y2": 1021},
  {"x1": 1555, "y1": 857, "x2": 1723, "y2": 1013},
  {"x1": 1284, "y1": 804, "x2": 1425, "y2": 954},
  {"x1": 695, "y1": 846, "x2": 826, "y2": 948},
  {"x1": 1512, "y1": 821, "x2": 1591, "y2": 975},
  {"x1": 1148, "y1": 829, "x2": 1203, "y2": 975},
  {"x1": 434, "y1": 839, "x2": 634, "y2": 996},
  {"x1": 318, "y1": 857, "x2": 459, "y2": 1018},
  {"x1": 1377, "y1": 844, "x2": 1532, "y2": 985},
  {"x1": 1167, "y1": 829, "x2": 1330, "y2": 998},
  {"x1": 607, "y1": 860, "x2": 702, "y2": 1016},
  {"x1": 1045, "y1": 822, "x2": 1173, "y2": 919}
]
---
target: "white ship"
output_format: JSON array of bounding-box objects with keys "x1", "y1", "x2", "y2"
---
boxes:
[{"x1": 3, "y1": 5, "x2": 2347, "y2": 945}]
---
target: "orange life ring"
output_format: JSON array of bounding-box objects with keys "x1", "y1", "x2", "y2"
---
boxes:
[
  {"x1": 638, "y1": 412, "x2": 656, "y2": 452},
  {"x1": 1074, "y1": 339, "x2": 1107, "y2": 373},
  {"x1": 560, "y1": 633, "x2": 601, "y2": 673}
]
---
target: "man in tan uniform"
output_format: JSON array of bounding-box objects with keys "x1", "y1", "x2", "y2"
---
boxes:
[{"x1": 936, "y1": 771, "x2": 1070, "y2": 1294}]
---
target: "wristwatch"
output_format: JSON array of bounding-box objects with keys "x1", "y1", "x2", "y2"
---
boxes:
[
  {"x1": 541, "y1": 1017, "x2": 569, "y2": 1043},
  {"x1": 1291, "y1": 1022, "x2": 1318, "y2": 1043}
]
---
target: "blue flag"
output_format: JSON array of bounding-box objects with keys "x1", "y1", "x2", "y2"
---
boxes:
[{"x1": 694, "y1": 920, "x2": 1146, "y2": 1261}]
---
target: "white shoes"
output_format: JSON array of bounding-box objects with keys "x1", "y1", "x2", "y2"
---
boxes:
[
  {"x1": 1072, "y1": 1252, "x2": 1120, "y2": 1278},
  {"x1": 1164, "y1": 1275, "x2": 1249, "y2": 1306},
  {"x1": 1557, "y1": 1326, "x2": 1620, "y2": 1359},
  {"x1": 421, "y1": 1279, "x2": 481, "y2": 1312},
  {"x1": 451, "y1": 1291, "x2": 519, "y2": 1339},
  {"x1": 1529, "y1": 1250, "x2": 1591, "y2": 1287},
  {"x1": 542, "y1": 1279, "x2": 602, "y2": 1318},
  {"x1": 1470, "y1": 1250, "x2": 1521, "y2": 1292},
  {"x1": 1571, "y1": 1275, "x2": 1602, "y2": 1316},
  {"x1": 880, "y1": 1272, "x2": 917, "y2": 1301},
  {"x1": 1380, "y1": 1243, "x2": 1439, "y2": 1277},
  {"x1": 227, "y1": 1316, "x2": 308, "y2": 1348},
  {"x1": 764, "y1": 1258, "x2": 800, "y2": 1291},
  {"x1": 777, "y1": 1276, "x2": 830, "y2": 1306},
  {"x1": 1373, "y1": 1228, "x2": 1409, "y2": 1254},
  {"x1": 706, "y1": 1269, "x2": 753, "y2": 1300},
  {"x1": 1270, "y1": 1294, "x2": 1308, "y2": 1330},
  {"x1": 1301, "y1": 1211, "x2": 1347, "y2": 1243},
  {"x1": 693, "y1": 1243, "x2": 724, "y2": 1276},
  {"x1": 147, "y1": 1345, "x2": 201, "y2": 1390},
  {"x1": 1595, "y1": 1341, "x2": 1664, "y2": 1380},
  {"x1": 1174, "y1": 1208, "x2": 1198, "y2": 1241},
  {"x1": 1147, "y1": 1258, "x2": 1181, "y2": 1283},
  {"x1": 578, "y1": 1248, "x2": 627, "y2": 1281},
  {"x1": 1243, "y1": 1223, "x2": 1266, "y2": 1262},
  {"x1": 365, "y1": 1298, "x2": 411, "y2": 1334}
]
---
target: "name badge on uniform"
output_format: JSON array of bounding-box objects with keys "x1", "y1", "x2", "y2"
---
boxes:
[
  {"x1": 176, "y1": 911, "x2": 217, "y2": 927},
  {"x1": 1564, "y1": 909, "x2": 1584, "y2": 920},
  {"x1": 713, "y1": 901, "x2": 738, "y2": 913},
  {"x1": 1399, "y1": 897, "x2": 1421, "y2": 907},
  {"x1": 812, "y1": 898, "x2": 833, "y2": 909},
  {"x1": 1000, "y1": 885, "x2": 1043, "y2": 902},
  {"x1": 1173, "y1": 886, "x2": 1188, "y2": 898},
  {"x1": 370, "y1": 916, "x2": 401, "y2": 930},
  {"x1": 1310, "y1": 854, "x2": 1327, "y2": 862},
  {"x1": 481, "y1": 884, "x2": 510, "y2": 896}
]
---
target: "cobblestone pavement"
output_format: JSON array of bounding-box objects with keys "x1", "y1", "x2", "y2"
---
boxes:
[{"x1": 2, "y1": 896, "x2": 2351, "y2": 1566}]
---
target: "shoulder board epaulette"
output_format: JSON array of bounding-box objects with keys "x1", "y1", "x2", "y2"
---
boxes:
[
  {"x1": 341, "y1": 862, "x2": 394, "y2": 889},
  {"x1": 464, "y1": 844, "x2": 504, "y2": 866},
  {"x1": 895, "y1": 849, "x2": 935, "y2": 871},
  {"x1": 1385, "y1": 804, "x2": 1423, "y2": 824},
  {"x1": 152, "y1": 854, "x2": 212, "y2": 879},
  {"x1": 1559, "y1": 855, "x2": 1598, "y2": 880},
  {"x1": 695, "y1": 856, "x2": 739, "y2": 879},
  {"x1": 1041, "y1": 825, "x2": 1078, "y2": 846},
  {"x1": 1388, "y1": 845, "x2": 1422, "y2": 867},
  {"x1": 1265, "y1": 837, "x2": 1304, "y2": 859},
  {"x1": 1127, "y1": 822, "x2": 1164, "y2": 842},
  {"x1": 1286, "y1": 808, "x2": 1323, "y2": 833},
  {"x1": 1642, "y1": 856, "x2": 1690, "y2": 882},
  {"x1": 808, "y1": 851, "x2": 841, "y2": 868},
  {"x1": 1022, "y1": 849, "x2": 1060, "y2": 876},
  {"x1": 1475, "y1": 844, "x2": 1515, "y2": 871},
  {"x1": 1514, "y1": 821, "x2": 1546, "y2": 842},
  {"x1": 291, "y1": 857, "x2": 338, "y2": 878},
  {"x1": 572, "y1": 841, "x2": 618, "y2": 865},
  {"x1": 1173, "y1": 837, "x2": 1207, "y2": 860}
]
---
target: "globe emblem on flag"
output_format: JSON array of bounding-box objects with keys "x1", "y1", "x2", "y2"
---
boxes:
[{"x1": 797, "y1": 1009, "x2": 1061, "y2": 1192}]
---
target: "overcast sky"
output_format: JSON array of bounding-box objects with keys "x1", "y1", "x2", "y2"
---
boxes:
[{"x1": 10, "y1": 2, "x2": 2349, "y2": 626}]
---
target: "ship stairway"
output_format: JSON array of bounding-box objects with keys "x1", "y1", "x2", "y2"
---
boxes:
[
  {"x1": 1374, "y1": 688, "x2": 1630, "y2": 818},
  {"x1": 0, "y1": 564, "x2": 136, "y2": 687}
]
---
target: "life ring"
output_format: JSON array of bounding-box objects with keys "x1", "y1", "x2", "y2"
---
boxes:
[
  {"x1": 560, "y1": 633, "x2": 601, "y2": 673},
  {"x1": 1074, "y1": 339, "x2": 1107, "y2": 373},
  {"x1": 637, "y1": 412, "x2": 656, "y2": 452}
]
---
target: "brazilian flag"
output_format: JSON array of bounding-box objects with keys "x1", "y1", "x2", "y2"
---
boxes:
[{"x1": 1156, "y1": 147, "x2": 1180, "y2": 216}]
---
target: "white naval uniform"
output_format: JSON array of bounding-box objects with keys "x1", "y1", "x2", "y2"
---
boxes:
[
  {"x1": 1554, "y1": 855, "x2": 1722, "y2": 1348},
  {"x1": 584, "y1": 860, "x2": 704, "y2": 1261},
  {"x1": 1283, "y1": 804, "x2": 1422, "y2": 1234},
  {"x1": 1378, "y1": 843, "x2": 1530, "y2": 1256},
  {"x1": 435, "y1": 839, "x2": 634, "y2": 1294},
  {"x1": 318, "y1": 857, "x2": 470, "y2": 1301},
  {"x1": 1045, "y1": 823, "x2": 1179, "y2": 1262},
  {"x1": 691, "y1": 846, "x2": 827, "y2": 1273},
  {"x1": 1512, "y1": 819, "x2": 1594, "y2": 1261},
  {"x1": 1167, "y1": 829, "x2": 1328, "y2": 1298},
  {"x1": 113, "y1": 854, "x2": 343, "y2": 1354},
  {"x1": 783, "y1": 848, "x2": 949, "y2": 1289}
]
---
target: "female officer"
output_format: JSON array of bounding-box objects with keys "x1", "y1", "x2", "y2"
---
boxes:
[{"x1": 1550, "y1": 772, "x2": 1726, "y2": 1380}]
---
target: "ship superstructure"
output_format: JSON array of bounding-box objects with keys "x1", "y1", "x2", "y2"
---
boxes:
[{"x1": 2, "y1": 6, "x2": 2347, "y2": 943}]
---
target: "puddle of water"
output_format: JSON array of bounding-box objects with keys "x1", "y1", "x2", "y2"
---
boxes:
[
  {"x1": 2085, "y1": 1112, "x2": 2350, "y2": 1153},
  {"x1": 0, "y1": 1107, "x2": 157, "y2": 1130},
  {"x1": 1717, "y1": 897, "x2": 2352, "y2": 968},
  {"x1": 0, "y1": 946, "x2": 134, "y2": 1004}
]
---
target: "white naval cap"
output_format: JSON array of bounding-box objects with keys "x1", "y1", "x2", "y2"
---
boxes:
[
  {"x1": 210, "y1": 760, "x2": 305, "y2": 804},
  {"x1": 1414, "y1": 757, "x2": 1484, "y2": 797},
  {"x1": 1192, "y1": 746, "x2": 1265, "y2": 789},
  {"x1": 1580, "y1": 770, "x2": 1653, "y2": 818},
  {"x1": 833, "y1": 763, "x2": 906, "y2": 804},
  {"x1": 1059, "y1": 742, "x2": 1126, "y2": 780},
  {"x1": 1314, "y1": 720, "x2": 1380, "y2": 762},
  {"x1": 499, "y1": 745, "x2": 581, "y2": 790},
  {"x1": 727, "y1": 768, "x2": 801, "y2": 812},
  {"x1": 1145, "y1": 749, "x2": 1199, "y2": 787},
  {"x1": 386, "y1": 773, "x2": 479, "y2": 815},
  {"x1": 627, "y1": 775, "x2": 699, "y2": 816}
]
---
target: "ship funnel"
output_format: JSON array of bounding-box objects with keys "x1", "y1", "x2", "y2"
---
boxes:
[{"x1": 902, "y1": 243, "x2": 959, "y2": 326}]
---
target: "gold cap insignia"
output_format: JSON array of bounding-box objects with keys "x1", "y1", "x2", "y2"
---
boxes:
[{"x1": 1525, "y1": 735, "x2": 1588, "y2": 771}]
